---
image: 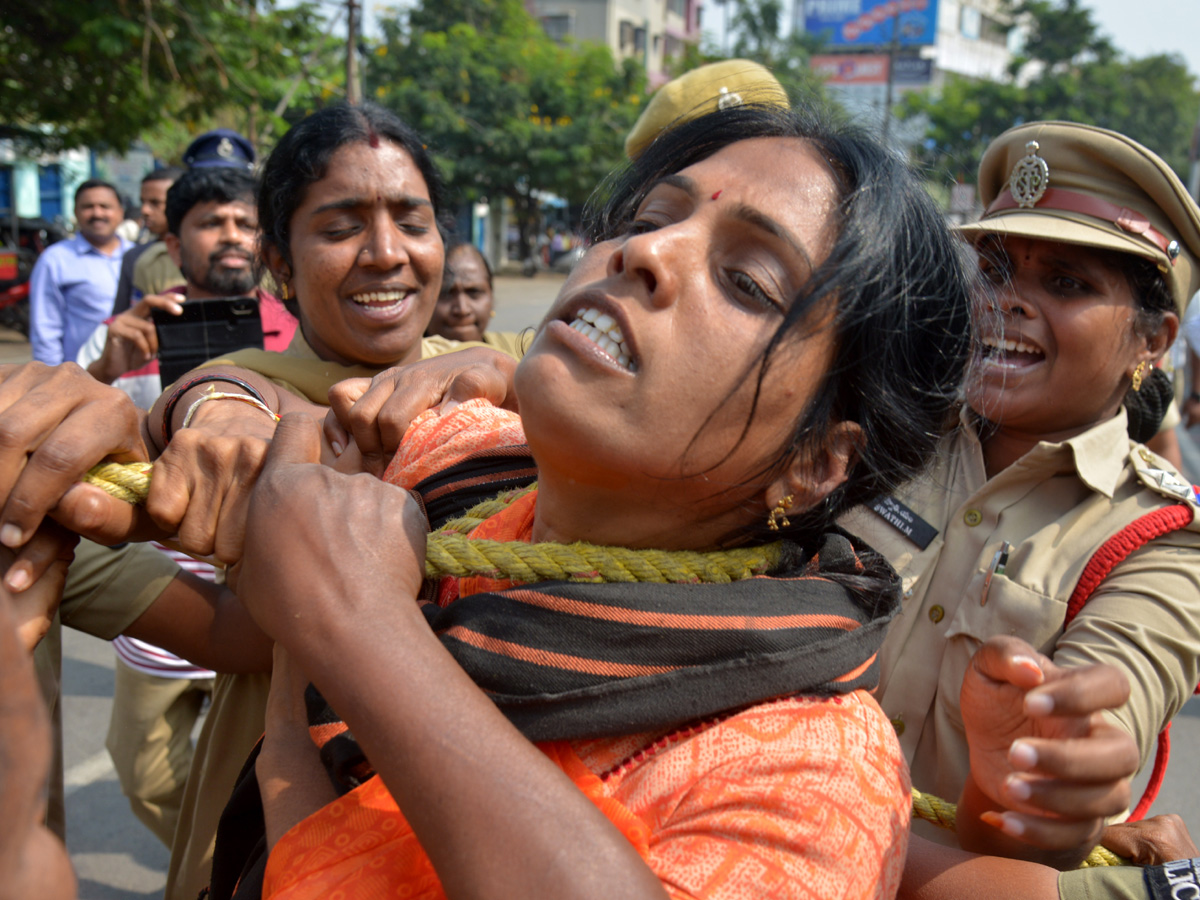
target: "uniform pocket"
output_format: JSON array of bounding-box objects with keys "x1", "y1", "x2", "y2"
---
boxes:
[{"x1": 942, "y1": 574, "x2": 1066, "y2": 657}]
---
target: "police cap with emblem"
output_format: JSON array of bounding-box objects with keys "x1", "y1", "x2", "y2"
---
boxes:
[
  {"x1": 624, "y1": 60, "x2": 789, "y2": 160},
  {"x1": 959, "y1": 120, "x2": 1200, "y2": 317},
  {"x1": 182, "y1": 128, "x2": 256, "y2": 171}
]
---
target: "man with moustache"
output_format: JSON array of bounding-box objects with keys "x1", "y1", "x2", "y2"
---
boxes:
[
  {"x1": 72, "y1": 166, "x2": 294, "y2": 848},
  {"x1": 28, "y1": 179, "x2": 132, "y2": 364},
  {"x1": 78, "y1": 166, "x2": 295, "y2": 408}
]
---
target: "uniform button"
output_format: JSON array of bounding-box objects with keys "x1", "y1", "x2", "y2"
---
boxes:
[
  {"x1": 928, "y1": 604, "x2": 945, "y2": 623},
  {"x1": 890, "y1": 717, "x2": 905, "y2": 736},
  {"x1": 963, "y1": 508, "x2": 982, "y2": 526}
]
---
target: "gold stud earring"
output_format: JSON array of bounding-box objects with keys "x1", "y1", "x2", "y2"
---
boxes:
[
  {"x1": 1132, "y1": 360, "x2": 1149, "y2": 392},
  {"x1": 767, "y1": 494, "x2": 795, "y2": 531}
]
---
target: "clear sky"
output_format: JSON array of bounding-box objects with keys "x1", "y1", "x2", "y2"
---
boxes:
[{"x1": 1086, "y1": 0, "x2": 1200, "y2": 76}]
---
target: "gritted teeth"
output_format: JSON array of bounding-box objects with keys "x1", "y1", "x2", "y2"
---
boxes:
[
  {"x1": 350, "y1": 290, "x2": 409, "y2": 305},
  {"x1": 568, "y1": 306, "x2": 635, "y2": 372},
  {"x1": 982, "y1": 335, "x2": 1043, "y2": 357}
]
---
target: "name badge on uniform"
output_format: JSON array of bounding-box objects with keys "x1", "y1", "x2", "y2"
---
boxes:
[
  {"x1": 869, "y1": 496, "x2": 938, "y2": 550},
  {"x1": 1143, "y1": 856, "x2": 1200, "y2": 900}
]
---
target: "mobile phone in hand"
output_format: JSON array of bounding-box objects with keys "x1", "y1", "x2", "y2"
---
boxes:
[{"x1": 152, "y1": 296, "x2": 265, "y2": 385}]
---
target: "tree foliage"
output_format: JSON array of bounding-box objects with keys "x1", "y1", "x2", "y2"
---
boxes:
[
  {"x1": 365, "y1": 0, "x2": 645, "y2": 237},
  {"x1": 0, "y1": 0, "x2": 342, "y2": 154},
  {"x1": 901, "y1": 0, "x2": 1200, "y2": 184}
]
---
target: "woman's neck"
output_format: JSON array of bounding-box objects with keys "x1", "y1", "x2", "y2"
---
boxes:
[
  {"x1": 529, "y1": 468, "x2": 756, "y2": 551},
  {"x1": 978, "y1": 415, "x2": 1113, "y2": 478}
]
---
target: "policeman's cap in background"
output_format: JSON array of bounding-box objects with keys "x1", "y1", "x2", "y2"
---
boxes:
[{"x1": 182, "y1": 129, "x2": 256, "y2": 171}]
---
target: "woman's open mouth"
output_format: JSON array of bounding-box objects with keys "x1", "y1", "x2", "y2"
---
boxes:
[
  {"x1": 980, "y1": 335, "x2": 1044, "y2": 368},
  {"x1": 348, "y1": 289, "x2": 414, "y2": 317},
  {"x1": 566, "y1": 307, "x2": 635, "y2": 372}
]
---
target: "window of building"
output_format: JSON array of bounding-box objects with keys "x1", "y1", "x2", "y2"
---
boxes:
[{"x1": 540, "y1": 13, "x2": 573, "y2": 42}]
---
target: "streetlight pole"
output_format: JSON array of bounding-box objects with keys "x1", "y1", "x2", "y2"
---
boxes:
[{"x1": 347, "y1": 0, "x2": 361, "y2": 104}]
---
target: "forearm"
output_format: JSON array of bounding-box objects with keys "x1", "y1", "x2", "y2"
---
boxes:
[
  {"x1": 900, "y1": 835, "x2": 1060, "y2": 900},
  {"x1": 290, "y1": 601, "x2": 667, "y2": 900},
  {"x1": 259, "y1": 720, "x2": 337, "y2": 849},
  {"x1": 123, "y1": 570, "x2": 273, "y2": 673}
]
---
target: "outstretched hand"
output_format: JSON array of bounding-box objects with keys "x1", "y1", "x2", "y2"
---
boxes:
[
  {"x1": 958, "y1": 635, "x2": 1138, "y2": 865},
  {"x1": 0, "y1": 362, "x2": 161, "y2": 555},
  {"x1": 324, "y1": 347, "x2": 519, "y2": 477}
]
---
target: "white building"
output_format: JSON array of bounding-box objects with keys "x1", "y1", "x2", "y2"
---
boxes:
[{"x1": 524, "y1": 0, "x2": 703, "y2": 87}]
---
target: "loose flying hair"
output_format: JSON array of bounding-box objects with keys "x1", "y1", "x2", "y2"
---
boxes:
[
  {"x1": 165, "y1": 167, "x2": 257, "y2": 236},
  {"x1": 586, "y1": 104, "x2": 976, "y2": 549},
  {"x1": 1115, "y1": 250, "x2": 1175, "y2": 442},
  {"x1": 257, "y1": 102, "x2": 448, "y2": 316}
]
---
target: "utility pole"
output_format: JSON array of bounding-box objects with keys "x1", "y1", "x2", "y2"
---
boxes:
[
  {"x1": 881, "y1": 10, "x2": 900, "y2": 145},
  {"x1": 347, "y1": 0, "x2": 361, "y2": 105}
]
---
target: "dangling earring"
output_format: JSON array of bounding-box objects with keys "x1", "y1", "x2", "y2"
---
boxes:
[
  {"x1": 1132, "y1": 360, "x2": 1149, "y2": 392},
  {"x1": 279, "y1": 282, "x2": 291, "y2": 301},
  {"x1": 767, "y1": 495, "x2": 795, "y2": 531}
]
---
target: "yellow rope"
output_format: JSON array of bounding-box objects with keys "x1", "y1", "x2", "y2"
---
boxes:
[
  {"x1": 83, "y1": 464, "x2": 782, "y2": 585},
  {"x1": 909, "y1": 787, "x2": 1130, "y2": 868}
]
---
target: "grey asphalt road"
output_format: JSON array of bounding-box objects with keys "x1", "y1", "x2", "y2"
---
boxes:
[{"x1": 10, "y1": 269, "x2": 1200, "y2": 895}]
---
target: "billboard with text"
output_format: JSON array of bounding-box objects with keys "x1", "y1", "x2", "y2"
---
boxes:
[{"x1": 803, "y1": 0, "x2": 939, "y2": 48}]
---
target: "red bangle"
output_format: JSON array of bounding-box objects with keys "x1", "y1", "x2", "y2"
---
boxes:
[{"x1": 161, "y1": 373, "x2": 271, "y2": 446}]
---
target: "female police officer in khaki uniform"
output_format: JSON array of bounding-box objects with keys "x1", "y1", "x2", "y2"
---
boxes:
[{"x1": 844, "y1": 119, "x2": 1200, "y2": 882}]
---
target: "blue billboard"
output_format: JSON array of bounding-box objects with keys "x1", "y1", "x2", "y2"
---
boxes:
[{"x1": 803, "y1": 0, "x2": 939, "y2": 48}]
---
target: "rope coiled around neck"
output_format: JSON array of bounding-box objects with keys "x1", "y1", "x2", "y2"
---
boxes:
[{"x1": 82, "y1": 465, "x2": 783, "y2": 585}]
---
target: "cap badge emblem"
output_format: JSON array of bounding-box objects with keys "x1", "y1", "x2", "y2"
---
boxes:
[
  {"x1": 717, "y1": 86, "x2": 743, "y2": 110},
  {"x1": 1009, "y1": 141, "x2": 1049, "y2": 208},
  {"x1": 217, "y1": 137, "x2": 235, "y2": 158}
]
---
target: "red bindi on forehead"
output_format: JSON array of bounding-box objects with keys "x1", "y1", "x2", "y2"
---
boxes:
[{"x1": 711, "y1": 190, "x2": 723, "y2": 200}]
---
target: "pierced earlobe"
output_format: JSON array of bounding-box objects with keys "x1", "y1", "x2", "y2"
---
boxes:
[
  {"x1": 767, "y1": 494, "x2": 795, "y2": 531},
  {"x1": 1132, "y1": 360, "x2": 1149, "y2": 392}
]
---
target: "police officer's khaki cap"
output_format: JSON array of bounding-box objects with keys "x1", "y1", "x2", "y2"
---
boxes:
[
  {"x1": 624, "y1": 60, "x2": 789, "y2": 160},
  {"x1": 959, "y1": 120, "x2": 1200, "y2": 317}
]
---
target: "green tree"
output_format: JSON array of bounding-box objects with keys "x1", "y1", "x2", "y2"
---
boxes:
[
  {"x1": 365, "y1": 0, "x2": 645, "y2": 252},
  {"x1": 0, "y1": 0, "x2": 341, "y2": 154},
  {"x1": 901, "y1": 0, "x2": 1199, "y2": 184}
]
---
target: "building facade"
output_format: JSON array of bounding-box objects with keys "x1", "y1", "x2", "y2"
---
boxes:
[{"x1": 524, "y1": 0, "x2": 703, "y2": 87}]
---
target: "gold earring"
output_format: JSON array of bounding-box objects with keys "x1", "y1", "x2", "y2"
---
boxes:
[
  {"x1": 767, "y1": 494, "x2": 795, "y2": 531},
  {"x1": 279, "y1": 283, "x2": 291, "y2": 301},
  {"x1": 1132, "y1": 360, "x2": 1149, "y2": 392}
]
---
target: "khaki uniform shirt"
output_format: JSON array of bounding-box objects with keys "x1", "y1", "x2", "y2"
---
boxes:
[
  {"x1": 33, "y1": 539, "x2": 181, "y2": 837},
  {"x1": 131, "y1": 242, "x2": 184, "y2": 300},
  {"x1": 841, "y1": 408, "x2": 1200, "y2": 845}
]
